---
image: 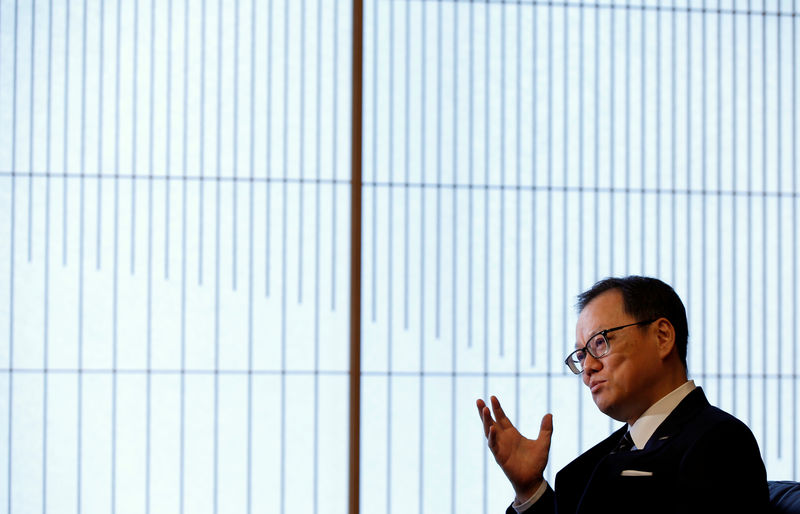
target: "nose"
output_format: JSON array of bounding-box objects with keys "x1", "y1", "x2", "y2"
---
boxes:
[{"x1": 581, "y1": 352, "x2": 602, "y2": 382}]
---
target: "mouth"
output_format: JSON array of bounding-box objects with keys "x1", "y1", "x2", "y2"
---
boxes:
[{"x1": 589, "y1": 380, "x2": 606, "y2": 394}]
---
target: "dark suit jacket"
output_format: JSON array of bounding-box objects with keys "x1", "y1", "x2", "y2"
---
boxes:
[{"x1": 511, "y1": 388, "x2": 769, "y2": 514}]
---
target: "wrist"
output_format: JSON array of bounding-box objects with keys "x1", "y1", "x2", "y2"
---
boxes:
[
  {"x1": 513, "y1": 478, "x2": 545, "y2": 504},
  {"x1": 512, "y1": 480, "x2": 548, "y2": 512}
]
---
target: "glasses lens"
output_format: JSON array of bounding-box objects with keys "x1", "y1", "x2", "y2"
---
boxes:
[
  {"x1": 565, "y1": 333, "x2": 610, "y2": 374},
  {"x1": 565, "y1": 349, "x2": 586, "y2": 374},
  {"x1": 587, "y1": 333, "x2": 609, "y2": 358}
]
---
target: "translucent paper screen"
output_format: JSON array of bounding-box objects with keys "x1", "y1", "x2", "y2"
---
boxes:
[
  {"x1": 360, "y1": 2, "x2": 799, "y2": 513},
  {"x1": 0, "y1": 1, "x2": 352, "y2": 513}
]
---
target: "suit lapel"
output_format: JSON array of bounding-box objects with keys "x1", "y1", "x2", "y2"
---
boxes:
[
  {"x1": 643, "y1": 387, "x2": 709, "y2": 451},
  {"x1": 568, "y1": 387, "x2": 711, "y2": 513},
  {"x1": 557, "y1": 425, "x2": 627, "y2": 513}
]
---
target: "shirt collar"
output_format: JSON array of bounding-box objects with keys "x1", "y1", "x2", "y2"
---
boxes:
[{"x1": 628, "y1": 380, "x2": 696, "y2": 450}]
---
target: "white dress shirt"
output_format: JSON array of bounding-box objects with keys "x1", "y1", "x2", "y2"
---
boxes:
[{"x1": 512, "y1": 380, "x2": 696, "y2": 513}]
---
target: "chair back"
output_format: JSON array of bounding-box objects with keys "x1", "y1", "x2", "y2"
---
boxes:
[{"x1": 769, "y1": 481, "x2": 800, "y2": 513}]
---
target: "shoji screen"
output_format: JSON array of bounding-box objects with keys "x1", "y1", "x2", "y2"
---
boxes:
[
  {"x1": 360, "y1": 1, "x2": 798, "y2": 513},
  {"x1": 0, "y1": 1, "x2": 352, "y2": 513},
  {"x1": 3, "y1": 1, "x2": 800, "y2": 514}
]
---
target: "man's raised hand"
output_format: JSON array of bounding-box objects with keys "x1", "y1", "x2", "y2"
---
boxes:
[{"x1": 476, "y1": 396, "x2": 553, "y2": 503}]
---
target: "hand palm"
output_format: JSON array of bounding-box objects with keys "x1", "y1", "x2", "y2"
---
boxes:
[
  {"x1": 477, "y1": 396, "x2": 553, "y2": 499},
  {"x1": 491, "y1": 423, "x2": 549, "y2": 486}
]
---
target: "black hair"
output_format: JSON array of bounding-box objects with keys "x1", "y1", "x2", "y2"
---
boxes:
[{"x1": 577, "y1": 276, "x2": 689, "y2": 370}]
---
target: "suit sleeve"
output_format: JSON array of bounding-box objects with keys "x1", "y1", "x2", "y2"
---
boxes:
[{"x1": 676, "y1": 417, "x2": 769, "y2": 512}]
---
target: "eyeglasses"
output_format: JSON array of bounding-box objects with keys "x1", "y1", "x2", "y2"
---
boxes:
[{"x1": 564, "y1": 319, "x2": 657, "y2": 374}]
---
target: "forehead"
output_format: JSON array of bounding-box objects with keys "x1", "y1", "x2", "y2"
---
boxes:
[{"x1": 575, "y1": 289, "x2": 629, "y2": 342}]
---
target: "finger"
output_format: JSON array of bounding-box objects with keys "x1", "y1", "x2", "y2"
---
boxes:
[
  {"x1": 490, "y1": 396, "x2": 511, "y2": 427},
  {"x1": 476, "y1": 399, "x2": 494, "y2": 438},
  {"x1": 482, "y1": 406, "x2": 495, "y2": 438},
  {"x1": 476, "y1": 398, "x2": 486, "y2": 417},
  {"x1": 487, "y1": 424, "x2": 498, "y2": 453}
]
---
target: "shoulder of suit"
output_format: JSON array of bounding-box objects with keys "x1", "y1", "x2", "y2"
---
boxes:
[{"x1": 692, "y1": 402, "x2": 758, "y2": 439}]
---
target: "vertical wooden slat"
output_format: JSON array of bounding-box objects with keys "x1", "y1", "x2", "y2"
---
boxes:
[{"x1": 349, "y1": 1, "x2": 363, "y2": 513}]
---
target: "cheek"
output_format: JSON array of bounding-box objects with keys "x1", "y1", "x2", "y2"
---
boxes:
[
  {"x1": 602, "y1": 357, "x2": 635, "y2": 390},
  {"x1": 613, "y1": 361, "x2": 650, "y2": 394}
]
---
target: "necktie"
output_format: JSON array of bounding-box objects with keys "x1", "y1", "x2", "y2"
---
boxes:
[{"x1": 612, "y1": 431, "x2": 636, "y2": 453}]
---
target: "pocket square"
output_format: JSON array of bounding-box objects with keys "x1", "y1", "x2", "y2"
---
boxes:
[{"x1": 620, "y1": 470, "x2": 653, "y2": 477}]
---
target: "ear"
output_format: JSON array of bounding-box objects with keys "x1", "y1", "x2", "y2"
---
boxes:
[{"x1": 653, "y1": 318, "x2": 676, "y2": 361}]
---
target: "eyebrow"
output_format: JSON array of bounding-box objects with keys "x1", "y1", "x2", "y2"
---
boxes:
[
  {"x1": 574, "y1": 335, "x2": 591, "y2": 350},
  {"x1": 588, "y1": 329, "x2": 603, "y2": 339},
  {"x1": 575, "y1": 328, "x2": 604, "y2": 349}
]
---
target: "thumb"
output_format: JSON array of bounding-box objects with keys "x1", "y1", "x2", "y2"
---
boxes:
[{"x1": 538, "y1": 413, "x2": 553, "y2": 445}]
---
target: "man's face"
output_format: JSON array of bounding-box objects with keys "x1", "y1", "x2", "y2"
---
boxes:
[{"x1": 575, "y1": 289, "x2": 663, "y2": 424}]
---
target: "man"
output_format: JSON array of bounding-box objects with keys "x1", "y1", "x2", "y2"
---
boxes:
[{"x1": 477, "y1": 276, "x2": 768, "y2": 513}]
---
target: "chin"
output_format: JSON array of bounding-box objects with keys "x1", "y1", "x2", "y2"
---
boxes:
[
  {"x1": 593, "y1": 395, "x2": 624, "y2": 422},
  {"x1": 591, "y1": 394, "x2": 610, "y2": 413}
]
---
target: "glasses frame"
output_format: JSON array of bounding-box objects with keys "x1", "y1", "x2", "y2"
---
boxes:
[{"x1": 564, "y1": 319, "x2": 657, "y2": 374}]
